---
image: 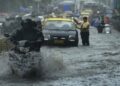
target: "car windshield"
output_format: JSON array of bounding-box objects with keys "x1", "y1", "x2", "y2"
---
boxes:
[{"x1": 45, "y1": 20, "x2": 75, "y2": 30}]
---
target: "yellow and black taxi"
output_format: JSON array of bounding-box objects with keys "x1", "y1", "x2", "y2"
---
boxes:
[{"x1": 42, "y1": 18, "x2": 79, "y2": 46}]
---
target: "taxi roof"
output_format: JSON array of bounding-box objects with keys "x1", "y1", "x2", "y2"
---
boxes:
[{"x1": 46, "y1": 18, "x2": 73, "y2": 22}]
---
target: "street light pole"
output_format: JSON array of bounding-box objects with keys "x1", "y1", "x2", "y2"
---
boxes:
[
  {"x1": 35, "y1": 0, "x2": 41, "y2": 14},
  {"x1": 38, "y1": 2, "x2": 40, "y2": 14}
]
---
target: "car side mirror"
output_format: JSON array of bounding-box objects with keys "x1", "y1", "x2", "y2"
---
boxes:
[{"x1": 4, "y1": 33, "x2": 10, "y2": 37}]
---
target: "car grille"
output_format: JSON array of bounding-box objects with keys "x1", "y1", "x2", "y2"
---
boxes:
[{"x1": 52, "y1": 36, "x2": 67, "y2": 40}]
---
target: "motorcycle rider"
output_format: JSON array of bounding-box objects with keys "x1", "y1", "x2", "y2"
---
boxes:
[{"x1": 10, "y1": 18, "x2": 44, "y2": 52}]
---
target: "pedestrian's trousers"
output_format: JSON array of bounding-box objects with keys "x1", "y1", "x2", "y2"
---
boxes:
[{"x1": 80, "y1": 31, "x2": 89, "y2": 45}]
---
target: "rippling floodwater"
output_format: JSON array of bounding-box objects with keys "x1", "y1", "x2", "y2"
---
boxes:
[{"x1": 0, "y1": 27, "x2": 120, "y2": 86}]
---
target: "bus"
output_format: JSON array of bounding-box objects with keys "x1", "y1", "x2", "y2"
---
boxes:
[{"x1": 58, "y1": 0, "x2": 75, "y2": 15}]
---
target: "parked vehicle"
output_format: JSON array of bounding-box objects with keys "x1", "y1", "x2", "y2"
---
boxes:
[
  {"x1": 97, "y1": 21, "x2": 105, "y2": 33},
  {"x1": 103, "y1": 24, "x2": 111, "y2": 34}
]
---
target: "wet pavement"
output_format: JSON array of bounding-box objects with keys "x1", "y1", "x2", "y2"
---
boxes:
[{"x1": 0, "y1": 27, "x2": 120, "y2": 86}]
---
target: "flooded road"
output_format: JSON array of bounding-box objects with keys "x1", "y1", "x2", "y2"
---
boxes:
[{"x1": 0, "y1": 27, "x2": 120, "y2": 86}]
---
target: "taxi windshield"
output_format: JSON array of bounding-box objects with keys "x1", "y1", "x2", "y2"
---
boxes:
[{"x1": 45, "y1": 20, "x2": 75, "y2": 30}]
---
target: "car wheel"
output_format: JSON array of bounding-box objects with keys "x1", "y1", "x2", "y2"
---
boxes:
[
  {"x1": 74, "y1": 40, "x2": 78, "y2": 46},
  {"x1": 73, "y1": 33, "x2": 79, "y2": 46},
  {"x1": 11, "y1": 67, "x2": 15, "y2": 74}
]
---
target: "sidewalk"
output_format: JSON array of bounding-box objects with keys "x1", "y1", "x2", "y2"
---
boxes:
[
  {"x1": 112, "y1": 18, "x2": 120, "y2": 31},
  {"x1": 111, "y1": 9, "x2": 120, "y2": 31}
]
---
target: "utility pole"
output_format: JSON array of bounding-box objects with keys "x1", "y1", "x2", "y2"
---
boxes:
[
  {"x1": 35, "y1": 0, "x2": 41, "y2": 14},
  {"x1": 74, "y1": 0, "x2": 80, "y2": 14},
  {"x1": 74, "y1": 0, "x2": 77, "y2": 13}
]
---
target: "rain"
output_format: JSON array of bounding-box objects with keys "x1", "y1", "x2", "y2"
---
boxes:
[{"x1": 0, "y1": 0, "x2": 120, "y2": 86}]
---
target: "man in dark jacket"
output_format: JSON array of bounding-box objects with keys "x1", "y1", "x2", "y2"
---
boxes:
[{"x1": 10, "y1": 19, "x2": 44, "y2": 52}]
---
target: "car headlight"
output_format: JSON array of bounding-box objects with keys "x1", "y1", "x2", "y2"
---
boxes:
[
  {"x1": 0, "y1": 23, "x2": 3, "y2": 26},
  {"x1": 44, "y1": 34, "x2": 50, "y2": 40},
  {"x1": 69, "y1": 35, "x2": 76, "y2": 40}
]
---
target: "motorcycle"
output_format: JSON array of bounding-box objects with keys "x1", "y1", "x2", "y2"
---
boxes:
[
  {"x1": 97, "y1": 24, "x2": 104, "y2": 33},
  {"x1": 4, "y1": 34, "x2": 42, "y2": 78},
  {"x1": 8, "y1": 40, "x2": 42, "y2": 78}
]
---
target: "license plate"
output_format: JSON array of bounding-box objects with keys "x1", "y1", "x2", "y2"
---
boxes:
[{"x1": 54, "y1": 40, "x2": 64, "y2": 44}]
